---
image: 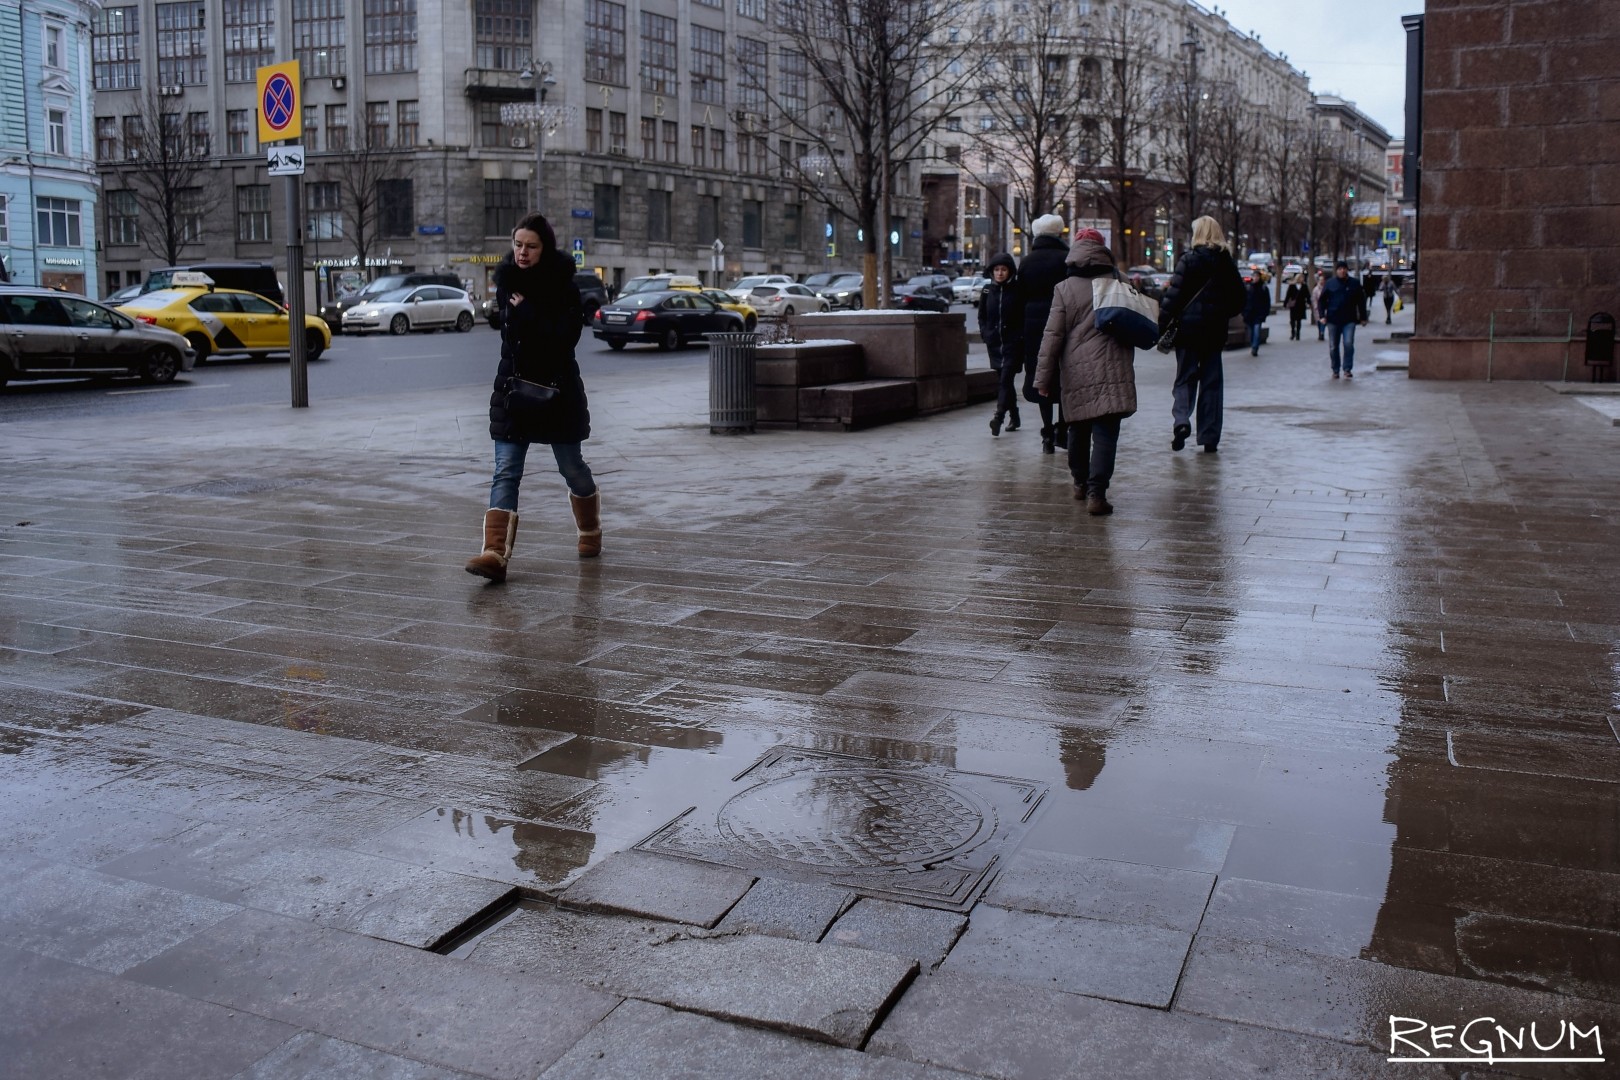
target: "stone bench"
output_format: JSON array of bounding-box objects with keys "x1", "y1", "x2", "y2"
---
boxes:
[{"x1": 798, "y1": 379, "x2": 918, "y2": 431}]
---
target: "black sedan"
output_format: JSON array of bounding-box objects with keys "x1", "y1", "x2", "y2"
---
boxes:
[
  {"x1": 890, "y1": 284, "x2": 952, "y2": 313},
  {"x1": 591, "y1": 290, "x2": 746, "y2": 351}
]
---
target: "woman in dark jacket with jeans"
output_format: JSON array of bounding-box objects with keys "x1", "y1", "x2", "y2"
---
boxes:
[
  {"x1": 1019, "y1": 214, "x2": 1072, "y2": 454},
  {"x1": 1157, "y1": 215, "x2": 1246, "y2": 454},
  {"x1": 978, "y1": 252, "x2": 1023, "y2": 436},
  {"x1": 465, "y1": 212, "x2": 601, "y2": 583}
]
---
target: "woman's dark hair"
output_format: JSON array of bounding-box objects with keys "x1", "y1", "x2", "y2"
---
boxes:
[{"x1": 512, "y1": 213, "x2": 556, "y2": 254}]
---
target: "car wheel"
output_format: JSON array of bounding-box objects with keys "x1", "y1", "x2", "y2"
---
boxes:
[
  {"x1": 782, "y1": 305, "x2": 796, "y2": 317},
  {"x1": 455, "y1": 311, "x2": 474, "y2": 332},
  {"x1": 607, "y1": 338, "x2": 626, "y2": 351},
  {"x1": 389, "y1": 314, "x2": 409, "y2": 335},
  {"x1": 139, "y1": 347, "x2": 180, "y2": 384},
  {"x1": 660, "y1": 328, "x2": 680, "y2": 351},
  {"x1": 744, "y1": 314, "x2": 758, "y2": 331},
  {"x1": 305, "y1": 329, "x2": 326, "y2": 361},
  {"x1": 185, "y1": 332, "x2": 212, "y2": 363}
]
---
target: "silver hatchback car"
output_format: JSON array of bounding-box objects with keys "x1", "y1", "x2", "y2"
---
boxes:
[{"x1": 1, "y1": 286, "x2": 195, "y2": 388}]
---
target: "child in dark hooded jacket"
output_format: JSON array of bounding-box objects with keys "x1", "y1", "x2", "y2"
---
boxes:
[{"x1": 978, "y1": 252, "x2": 1023, "y2": 436}]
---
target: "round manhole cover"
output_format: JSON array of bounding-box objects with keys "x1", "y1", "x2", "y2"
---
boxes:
[{"x1": 717, "y1": 770, "x2": 988, "y2": 869}]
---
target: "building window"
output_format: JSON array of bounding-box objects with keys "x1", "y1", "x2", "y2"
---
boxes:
[
  {"x1": 585, "y1": 108, "x2": 602, "y2": 153},
  {"x1": 648, "y1": 189, "x2": 671, "y2": 242},
  {"x1": 96, "y1": 117, "x2": 119, "y2": 161},
  {"x1": 107, "y1": 190, "x2": 139, "y2": 245},
  {"x1": 46, "y1": 24, "x2": 64, "y2": 68},
  {"x1": 227, "y1": 109, "x2": 253, "y2": 154},
  {"x1": 585, "y1": 0, "x2": 626, "y2": 85},
  {"x1": 485, "y1": 178, "x2": 527, "y2": 236},
  {"x1": 691, "y1": 126, "x2": 705, "y2": 167},
  {"x1": 122, "y1": 115, "x2": 143, "y2": 159},
  {"x1": 692, "y1": 26, "x2": 725, "y2": 105},
  {"x1": 177, "y1": 187, "x2": 204, "y2": 243},
  {"x1": 742, "y1": 200, "x2": 762, "y2": 248},
  {"x1": 155, "y1": 2, "x2": 207, "y2": 86},
  {"x1": 364, "y1": 0, "x2": 416, "y2": 73},
  {"x1": 738, "y1": 0, "x2": 764, "y2": 19},
  {"x1": 396, "y1": 101, "x2": 419, "y2": 147},
  {"x1": 662, "y1": 120, "x2": 678, "y2": 163},
  {"x1": 737, "y1": 38, "x2": 766, "y2": 113},
  {"x1": 737, "y1": 134, "x2": 751, "y2": 174},
  {"x1": 711, "y1": 128, "x2": 726, "y2": 170},
  {"x1": 303, "y1": 105, "x2": 319, "y2": 151},
  {"x1": 366, "y1": 101, "x2": 390, "y2": 147},
  {"x1": 475, "y1": 0, "x2": 531, "y2": 70},
  {"x1": 294, "y1": 0, "x2": 347, "y2": 77},
  {"x1": 944, "y1": 144, "x2": 961, "y2": 163},
  {"x1": 307, "y1": 181, "x2": 341, "y2": 239},
  {"x1": 186, "y1": 111, "x2": 210, "y2": 156},
  {"x1": 640, "y1": 117, "x2": 657, "y2": 159},
  {"x1": 377, "y1": 178, "x2": 412, "y2": 237},
  {"x1": 783, "y1": 202, "x2": 802, "y2": 248},
  {"x1": 752, "y1": 134, "x2": 768, "y2": 175},
  {"x1": 593, "y1": 184, "x2": 619, "y2": 239},
  {"x1": 325, "y1": 104, "x2": 349, "y2": 150},
  {"x1": 92, "y1": 7, "x2": 141, "y2": 91},
  {"x1": 695, "y1": 193, "x2": 719, "y2": 242},
  {"x1": 45, "y1": 109, "x2": 67, "y2": 156},
  {"x1": 609, "y1": 111, "x2": 626, "y2": 154},
  {"x1": 639, "y1": 12, "x2": 676, "y2": 95},
  {"x1": 236, "y1": 184, "x2": 272, "y2": 241},
  {"x1": 779, "y1": 48, "x2": 807, "y2": 113},
  {"x1": 36, "y1": 197, "x2": 83, "y2": 247},
  {"x1": 223, "y1": 0, "x2": 275, "y2": 82},
  {"x1": 0, "y1": 195, "x2": 8, "y2": 243},
  {"x1": 478, "y1": 101, "x2": 513, "y2": 147}
]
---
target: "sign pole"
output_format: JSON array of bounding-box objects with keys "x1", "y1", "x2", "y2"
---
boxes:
[
  {"x1": 286, "y1": 168, "x2": 308, "y2": 408},
  {"x1": 258, "y1": 60, "x2": 307, "y2": 407}
]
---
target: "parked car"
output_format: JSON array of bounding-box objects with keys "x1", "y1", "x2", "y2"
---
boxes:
[
  {"x1": 103, "y1": 283, "x2": 145, "y2": 307},
  {"x1": 813, "y1": 273, "x2": 866, "y2": 309},
  {"x1": 116, "y1": 274, "x2": 331, "y2": 362},
  {"x1": 342, "y1": 285, "x2": 477, "y2": 336},
  {"x1": 484, "y1": 272, "x2": 612, "y2": 329},
  {"x1": 1, "y1": 285, "x2": 195, "y2": 388},
  {"x1": 951, "y1": 276, "x2": 989, "y2": 304},
  {"x1": 906, "y1": 273, "x2": 955, "y2": 295},
  {"x1": 697, "y1": 288, "x2": 759, "y2": 330},
  {"x1": 619, "y1": 273, "x2": 704, "y2": 298},
  {"x1": 746, "y1": 283, "x2": 830, "y2": 317},
  {"x1": 141, "y1": 262, "x2": 284, "y2": 306},
  {"x1": 890, "y1": 284, "x2": 951, "y2": 312},
  {"x1": 802, "y1": 270, "x2": 862, "y2": 290},
  {"x1": 1138, "y1": 272, "x2": 1174, "y2": 300},
  {"x1": 591, "y1": 289, "x2": 746, "y2": 350},
  {"x1": 725, "y1": 274, "x2": 796, "y2": 302},
  {"x1": 323, "y1": 271, "x2": 461, "y2": 332}
]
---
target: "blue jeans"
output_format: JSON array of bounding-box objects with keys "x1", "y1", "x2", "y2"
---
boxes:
[
  {"x1": 1172, "y1": 344, "x2": 1224, "y2": 449},
  {"x1": 1328, "y1": 322, "x2": 1357, "y2": 374},
  {"x1": 1248, "y1": 323, "x2": 1263, "y2": 353},
  {"x1": 490, "y1": 438, "x2": 596, "y2": 511}
]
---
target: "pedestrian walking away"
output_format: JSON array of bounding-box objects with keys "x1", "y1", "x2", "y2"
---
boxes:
[
  {"x1": 1035, "y1": 229, "x2": 1138, "y2": 516},
  {"x1": 1242, "y1": 272, "x2": 1270, "y2": 356},
  {"x1": 466, "y1": 212, "x2": 601, "y2": 583},
  {"x1": 1019, "y1": 214, "x2": 1072, "y2": 455},
  {"x1": 1311, "y1": 271, "x2": 1328, "y2": 341},
  {"x1": 1157, "y1": 216, "x2": 1246, "y2": 454},
  {"x1": 979, "y1": 252, "x2": 1024, "y2": 437},
  {"x1": 1317, "y1": 260, "x2": 1370, "y2": 379},
  {"x1": 1381, "y1": 273, "x2": 1397, "y2": 324},
  {"x1": 1284, "y1": 276, "x2": 1309, "y2": 340}
]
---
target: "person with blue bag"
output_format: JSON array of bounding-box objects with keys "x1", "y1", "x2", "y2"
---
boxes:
[{"x1": 1034, "y1": 229, "x2": 1138, "y2": 516}]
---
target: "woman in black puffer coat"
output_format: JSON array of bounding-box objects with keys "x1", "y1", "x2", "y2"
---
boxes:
[
  {"x1": 977, "y1": 252, "x2": 1023, "y2": 436},
  {"x1": 465, "y1": 212, "x2": 600, "y2": 583},
  {"x1": 1157, "y1": 215, "x2": 1246, "y2": 454},
  {"x1": 1019, "y1": 214, "x2": 1071, "y2": 454}
]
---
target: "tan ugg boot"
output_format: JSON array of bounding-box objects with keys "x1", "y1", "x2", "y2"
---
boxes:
[
  {"x1": 569, "y1": 490, "x2": 602, "y2": 558},
  {"x1": 464, "y1": 509, "x2": 518, "y2": 582}
]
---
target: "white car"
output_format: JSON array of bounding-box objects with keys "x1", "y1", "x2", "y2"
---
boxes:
[
  {"x1": 746, "y1": 283, "x2": 831, "y2": 317},
  {"x1": 342, "y1": 285, "x2": 477, "y2": 335},
  {"x1": 725, "y1": 274, "x2": 795, "y2": 302},
  {"x1": 951, "y1": 276, "x2": 989, "y2": 304}
]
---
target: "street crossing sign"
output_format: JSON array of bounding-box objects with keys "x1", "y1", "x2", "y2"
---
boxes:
[{"x1": 256, "y1": 61, "x2": 302, "y2": 144}]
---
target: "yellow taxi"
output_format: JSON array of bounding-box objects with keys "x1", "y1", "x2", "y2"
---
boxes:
[
  {"x1": 115, "y1": 272, "x2": 332, "y2": 363},
  {"x1": 663, "y1": 279, "x2": 759, "y2": 330}
]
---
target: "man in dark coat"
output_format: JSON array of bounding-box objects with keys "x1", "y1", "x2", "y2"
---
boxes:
[
  {"x1": 978, "y1": 252, "x2": 1023, "y2": 436},
  {"x1": 1242, "y1": 274, "x2": 1270, "y2": 356},
  {"x1": 1019, "y1": 213, "x2": 1071, "y2": 453},
  {"x1": 1317, "y1": 260, "x2": 1369, "y2": 379}
]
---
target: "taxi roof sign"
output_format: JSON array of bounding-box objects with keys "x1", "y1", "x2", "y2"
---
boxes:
[
  {"x1": 256, "y1": 61, "x2": 302, "y2": 144},
  {"x1": 170, "y1": 271, "x2": 215, "y2": 287}
]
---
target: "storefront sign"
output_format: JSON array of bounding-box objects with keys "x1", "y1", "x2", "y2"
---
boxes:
[{"x1": 42, "y1": 256, "x2": 84, "y2": 267}]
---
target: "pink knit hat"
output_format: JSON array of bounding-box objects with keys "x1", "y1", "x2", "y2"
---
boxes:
[{"x1": 1075, "y1": 228, "x2": 1106, "y2": 244}]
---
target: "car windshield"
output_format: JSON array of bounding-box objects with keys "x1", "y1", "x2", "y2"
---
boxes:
[
  {"x1": 619, "y1": 277, "x2": 668, "y2": 295},
  {"x1": 803, "y1": 273, "x2": 840, "y2": 287},
  {"x1": 373, "y1": 288, "x2": 414, "y2": 302},
  {"x1": 613, "y1": 292, "x2": 666, "y2": 309},
  {"x1": 359, "y1": 276, "x2": 409, "y2": 297},
  {"x1": 749, "y1": 286, "x2": 780, "y2": 297},
  {"x1": 828, "y1": 275, "x2": 863, "y2": 289},
  {"x1": 906, "y1": 276, "x2": 938, "y2": 285},
  {"x1": 730, "y1": 277, "x2": 774, "y2": 290}
]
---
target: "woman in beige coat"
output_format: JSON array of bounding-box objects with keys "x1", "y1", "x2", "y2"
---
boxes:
[{"x1": 1034, "y1": 229, "x2": 1138, "y2": 516}]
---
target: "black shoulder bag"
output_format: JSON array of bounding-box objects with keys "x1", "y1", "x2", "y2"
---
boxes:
[{"x1": 1154, "y1": 279, "x2": 1210, "y2": 354}]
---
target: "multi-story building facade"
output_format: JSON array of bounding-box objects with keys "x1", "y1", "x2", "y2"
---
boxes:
[
  {"x1": 1, "y1": 0, "x2": 102, "y2": 293},
  {"x1": 1309, "y1": 93, "x2": 1391, "y2": 265},
  {"x1": 88, "y1": 0, "x2": 917, "y2": 305}
]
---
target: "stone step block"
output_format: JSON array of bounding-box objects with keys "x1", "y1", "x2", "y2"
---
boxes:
[
  {"x1": 798, "y1": 380, "x2": 918, "y2": 431},
  {"x1": 915, "y1": 374, "x2": 969, "y2": 415},
  {"x1": 966, "y1": 369, "x2": 999, "y2": 404},
  {"x1": 755, "y1": 343, "x2": 865, "y2": 387},
  {"x1": 797, "y1": 313, "x2": 967, "y2": 379}
]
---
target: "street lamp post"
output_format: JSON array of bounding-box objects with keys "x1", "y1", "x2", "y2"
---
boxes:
[{"x1": 516, "y1": 61, "x2": 559, "y2": 216}]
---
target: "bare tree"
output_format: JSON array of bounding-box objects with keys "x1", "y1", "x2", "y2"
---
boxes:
[
  {"x1": 1156, "y1": 35, "x2": 1207, "y2": 241},
  {"x1": 1259, "y1": 95, "x2": 1306, "y2": 292},
  {"x1": 318, "y1": 134, "x2": 405, "y2": 273},
  {"x1": 114, "y1": 89, "x2": 210, "y2": 265},
  {"x1": 760, "y1": 0, "x2": 980, "y2": 305},
  {"x1": 1202, "y1": 85, "x2": 1263, "y2": 254},
  {"x1": 1084, "y1": 2, "x2": 1160, "y2": 265}
]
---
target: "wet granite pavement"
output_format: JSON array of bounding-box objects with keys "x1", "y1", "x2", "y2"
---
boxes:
[{"x1": 3, "y1": 311, "x2": 1619, "y2": 1078}]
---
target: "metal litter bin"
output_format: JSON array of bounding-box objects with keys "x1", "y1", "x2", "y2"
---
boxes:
[
  {"x1": 1586, "y1": 312, "x2": 1615, "y2": 383},
  {"x1": 707, "y1": 331, "x2": 758, "y2": 434}
]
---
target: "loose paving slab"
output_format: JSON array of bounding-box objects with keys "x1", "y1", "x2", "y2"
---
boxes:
[
  {"x1": 559, "y1": 849, "x2": 755, "y2": 927},
  {"x1": 983, "y1": 849, "x2": 1215, "y2": 933},
  {"x1": 715, "y1": 877, "x2": 855, "y2": 941},
  {"x1": 235, "y1": 1031, "x2": 484, "y2": 1079},
  {"x1": 464, "y1": 903, "x2": 916, "y2": 1047},
  {"x1": 824, "y1": 897, "x2": 967, "y2": 969},
  {"x1": 124, "y1": 909, "x2": 619, "y2": 1080},
  {"x1": 364, "y1": 805, "x2": 605, "y2": 896}
]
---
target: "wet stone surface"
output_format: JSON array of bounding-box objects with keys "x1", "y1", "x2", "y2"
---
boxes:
[{"x1": 4, "y1": 318, "x2": 1620, "y2": 1075}]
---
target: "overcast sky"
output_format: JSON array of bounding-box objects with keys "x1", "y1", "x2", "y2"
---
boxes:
[{"x1": 1212, "y1": 0, "x2": 1418, "y2": 138}]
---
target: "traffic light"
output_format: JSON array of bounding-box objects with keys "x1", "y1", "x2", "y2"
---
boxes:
[{"x1": 1345, "y1": 184, "x2": 1356, "y2": 200}]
